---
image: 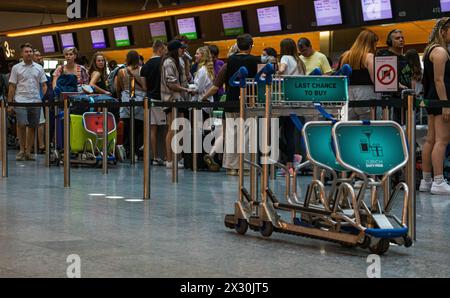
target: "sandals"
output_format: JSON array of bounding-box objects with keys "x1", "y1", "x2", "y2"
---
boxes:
[{"x1": 203, "y1": 155, "x2": 220, "y2": 172}]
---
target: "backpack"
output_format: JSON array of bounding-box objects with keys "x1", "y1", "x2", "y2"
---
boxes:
[{"x1": 108, "y1": 65, "x2": 126, "y2": 98}]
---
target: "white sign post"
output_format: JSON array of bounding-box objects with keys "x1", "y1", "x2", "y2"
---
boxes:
[{"x1": 374, "y1": 56, "x2": 398, "y2": 93}]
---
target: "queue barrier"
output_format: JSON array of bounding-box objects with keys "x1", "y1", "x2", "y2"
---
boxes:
[{"x1": 1, "y1": 92, "x2": 450, "y2": 239}]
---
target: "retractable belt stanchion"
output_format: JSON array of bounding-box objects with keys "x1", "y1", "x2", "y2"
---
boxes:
[
  {"x1": 130, "y1": 99, "x2": 136, "y2": 165},
  {"x1": 172, "y1": 105, "x2": 178, "y2": 184},
  {"x1": 102, "y1": 106, "x2": 108, "y2": 174},
  {"x1": 1, "y1": 99, "x2": 8, "y2": 178},
  {"x1": 404, "y1": 90, "x2": 416, "y2": 241},
  {"x1": 192, "y1": 108, "x2": 198, "y2": 172},
  {"x1": 63, "y1": 95, "x2": 70, "y2": 187},
  {"x1": 382, "y1": 98, "x2": 391, "y2": 208},
  {"x1": 143, "y1": 97, "x2": 151, "y2": 200},
  {"x1": 44, "y1": 103, "x2": 50, "y2": 167}
]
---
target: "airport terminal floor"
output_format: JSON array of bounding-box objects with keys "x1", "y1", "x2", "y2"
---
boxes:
[{"x1": 0, "y1": 153, "x2": 449, "y2": 278}]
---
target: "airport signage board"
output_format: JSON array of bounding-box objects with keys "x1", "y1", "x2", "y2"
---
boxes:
[
  {"x1": 283, "y1": 76, "x2": 348, "y2": 102},
  {"x1": 222, "y1": 11, "x2": 245, "y2": 36},
  {"x1": 149, "y1": 22, "x2": 168, "y2": 42},
  {"x1": 374, "y1": 56, "x2": 398, "y2": 93}
]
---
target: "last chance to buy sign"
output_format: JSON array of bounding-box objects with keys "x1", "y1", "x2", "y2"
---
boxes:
[{"x1": 283, "y1": 76, "x2": 348, "y2": 102}]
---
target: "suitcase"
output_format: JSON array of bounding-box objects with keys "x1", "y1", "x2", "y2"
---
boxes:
[{"x1": 55, "y1": 112, "x2": 89, "y2": 152}]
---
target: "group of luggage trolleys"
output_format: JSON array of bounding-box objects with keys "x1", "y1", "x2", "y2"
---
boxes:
[{"x1": 224, "y1": 64, "x2": 413, "y2": 255}]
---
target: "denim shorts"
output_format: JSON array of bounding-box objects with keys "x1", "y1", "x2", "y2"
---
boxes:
[{"x1": 15, "y1": 107, "x2": 41, "y2": 128}]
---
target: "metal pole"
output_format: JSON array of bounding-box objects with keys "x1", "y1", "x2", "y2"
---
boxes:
[
  {"x1": 172, "y1": 106, "x2": 178, "y2": 184},
  {"x1": 102, "y1": 107, "x2": 108, "y2": 175},
  {"x1": 44, "y1": 104, "x2": 50, "y2": 167},
  {"x1": 383, "y1": 105, "x2": 390, "y2": 208},
  {"x1": 192, "y1": 108, "x2": 198, "y2": 172},
  {"x1": 405, "y1": 91, "x2": 416, "y2": 241},
  {"x1": 130, "y1": 99, "x2": 135, "y2": 165},
  {"x1": 239, "y1": 87, "x2": 245, "y2": 202},
  {"x1": 262, "y1": 84, "x2": 271, "y2": 202},
  {"x1": 1, "y1": 99, "x2": 8, "y2": 178},
  {"x1": 143, "y1": 97, "x2": 150, "y2": 200},
  {"x1": 63, "y1": 96, "x2": 70, "y2": 187}
]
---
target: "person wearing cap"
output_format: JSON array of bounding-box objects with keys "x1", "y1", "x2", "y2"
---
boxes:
[{"x1": 161, "y1": 40, "x2": 192, "y2": 169}]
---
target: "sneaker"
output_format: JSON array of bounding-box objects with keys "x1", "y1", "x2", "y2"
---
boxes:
[
  {"x1": 430, "y1": 181, "x2": 450, "y2": 195},
  {"x1": 165, "y1": 161, "x2": 184, "y2": 169},
  {"x1": 25, "y1": 154, "x2": 36, "y2": 161},
  {"x1": 203, "y1": 154, "x2": 220, "y2": 172},
  {"x1": 227, "y1": 169, "x2": 239, "y2": 176},
  {"x1": 151, "y1": 158, "x2": 165, "y2": 166},
  {"x1": 16, "y1": 151, "x2": 26, "y2": 161},
  {"x1": 419, "y1": 179, "x2": 433, "y2": 193}
]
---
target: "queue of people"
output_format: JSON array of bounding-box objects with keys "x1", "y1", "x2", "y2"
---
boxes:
[{"x1": 2, "y1": 19, "x2": 450, "y2": 194}]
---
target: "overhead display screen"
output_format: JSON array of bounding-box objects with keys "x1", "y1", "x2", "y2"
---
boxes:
[
  {"x1": 90, "y1": 29, "x2": 107, "y2": 49},
  {"x1": 60, "y1": 33, "x2": 76, "y2": 49},
  {"x1": 222, "y1": 11, "x2": 245, "y2": 36},
  {"x1": 41, "y1": 35, "x2": 56, "y2": 53},
  {"x1": 257, "y1": 6, "x2": 282, "y2": 33},
  {"x1": 177, "y1": 17, "x2": 198, "y2": 40},
  {"x1": 113, "y1": 26, "x2": 131, "y2": 47},
  {"x1": 149, "y1": 21, "x2": 168, "y2": 42},
  {"x1": 441, "y1": 0, "x2": 450, "y2": 12},
  {"x1": 361, "y1": 0, "x2": 393, "y2": 22},
  {"x1": 314, "y1": 0, "x2": 343, "y2": 26}
]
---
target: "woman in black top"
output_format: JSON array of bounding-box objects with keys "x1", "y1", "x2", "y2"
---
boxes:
[
  {"x1": 420, "y1": 17, "x2": 450, "y2": 195},
  {"x1": 89, "y1": 52, "x2": 111, "y2": 95}
]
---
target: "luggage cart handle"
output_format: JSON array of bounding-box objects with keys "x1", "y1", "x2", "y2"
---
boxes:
[
  {"x1": 229, "y1": 66, "x2": 249, "y2": 88},
  {"x1": 255, "y1": 63, "x2": 275, "y2": 85}
]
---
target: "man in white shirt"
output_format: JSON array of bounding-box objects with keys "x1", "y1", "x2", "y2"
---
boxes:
[{"x1": 8, "y1": 43, "x2": 47, "y2": 161}]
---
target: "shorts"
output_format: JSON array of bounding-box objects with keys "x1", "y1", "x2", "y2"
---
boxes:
[
  {"x1": 348, "y1": 85, "x2": 378, "y2": 121},
  {"x1": 150, "y1": 106, "x2": 167, "y2": 125},
  {"x1": 15, "y1": 107, "x2": 41, "y2": 128},
  {"x1": 426, "y1": 103, "x2": 442, "y2": 116}
]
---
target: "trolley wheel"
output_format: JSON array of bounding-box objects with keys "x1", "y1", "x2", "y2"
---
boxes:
[
  {"x1": 369, "y1": 239, "x2": 390, "y2": 255},
  {"x1": 224, "y1": 215, "x2": 235, "y2": 229},
  {"x1": 260, "y1": 221, "x2": 273, "y2": 238},
  {"x1": 235, "y1": 219, "x2": 248, "y2": 235},
  {"x1": 403, "y1": 236, "x2": 413, "y2": 248}
]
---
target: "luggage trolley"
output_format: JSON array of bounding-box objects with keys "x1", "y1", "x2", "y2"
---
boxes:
[
  {"x1": 224, "y1": 64, "x2": 412, "y2": 255},
  {"x1": 51, "y1": 93, "x2": 118, "y2": 166}
]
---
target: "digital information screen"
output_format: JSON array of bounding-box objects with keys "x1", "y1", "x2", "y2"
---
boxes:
[
  {"x1": 257, "y1": 6, "x2": 282, "y2": 33},
  {"x1": 361, "y1": 0, "x2": 393, "y2": 22},
  {"x1": 90, "y1": 29, "x2": 107, "y2": 49},
  {"x1": 113, "y1": 26, "x2": 131, "y2": 47},
  {"x1": 314, "y1": 0, "x2": 343, "y2": 26},
  {"x1": 41, "y1": 36, "x2": 55, "y2": 53},
  {"x1": 149, "y1": 22, "x2": 168, "y2": 42},
  {"x1": 60, "y1": 33, "x2": 75, "y2": 49},
  {"x1": 441, "y1": 0, "x2": 450, "y2": 12},
  {"x1": 177, "y1": 17, "x2": 198, "y2": 40},
  {"x1": 222, "y1": 11, "x2": 245, "y2": 36}
]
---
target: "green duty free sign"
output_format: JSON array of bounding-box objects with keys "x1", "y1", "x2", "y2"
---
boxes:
[{"x1": 283, "y1": 76, "x2": 349, "y2": 102}]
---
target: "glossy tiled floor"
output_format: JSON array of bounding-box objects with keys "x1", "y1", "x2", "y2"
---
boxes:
[{"x1": 0, "y1": 152, "x2": 449, "y2": 278}]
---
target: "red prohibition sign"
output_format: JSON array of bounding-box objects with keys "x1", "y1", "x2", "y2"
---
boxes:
[{"x1": 377, "y1": 64, "x2": 396, "y2": 85}]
